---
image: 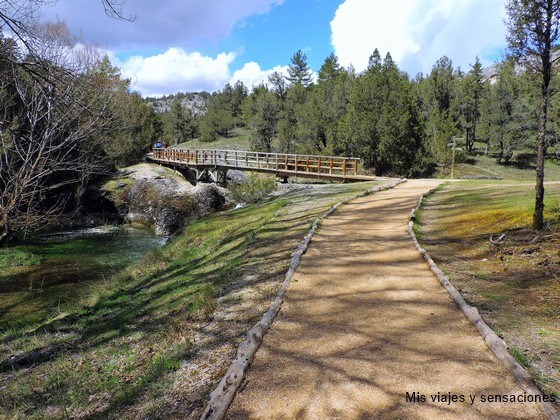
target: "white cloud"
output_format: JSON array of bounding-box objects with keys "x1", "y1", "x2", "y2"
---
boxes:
[
  {"x1": 110, "y1": 49, "x2": 292, "y2": 97},
  {"x1": 112, "y1": 48, "x2": 236, "y2": 97},
  {"x1": 330, "y1": 0, "x2": 507, "y2": 75},
  {"x1": 44, "y1": 0, "x2": 285, "y2": 50},
  {"x1": 230, "y1": 62, "x2": 289, "y2": 90}
]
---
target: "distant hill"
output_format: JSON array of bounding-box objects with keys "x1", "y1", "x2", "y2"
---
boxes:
[
  {"x1": 482, "y1": 49, "x2": 560, "y2": 84},
  {"x1": 144, "y1": 91, "x2": 210, "y2": 115}
]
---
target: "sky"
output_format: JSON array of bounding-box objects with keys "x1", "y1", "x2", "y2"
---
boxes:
[{"x1": 42, "y1": 0, "x2": 508, "y2": 97}]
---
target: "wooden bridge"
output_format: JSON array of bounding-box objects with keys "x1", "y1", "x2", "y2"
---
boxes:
[{"x1": 147, "y1": 148, "x2": 376, "y2": 184}]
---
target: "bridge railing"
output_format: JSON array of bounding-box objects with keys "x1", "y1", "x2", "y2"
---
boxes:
[{"x1": 151, "y1": 148, "x2": 360, "y2": 177}]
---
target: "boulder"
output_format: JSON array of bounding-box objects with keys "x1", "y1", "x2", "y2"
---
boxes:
[{"x1": 101, "y1": 164, "x2": 231, "y2": 236}]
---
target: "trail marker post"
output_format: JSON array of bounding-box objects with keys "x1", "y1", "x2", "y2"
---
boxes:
[{"x1": 447, "y1": 137, "x2": 465, "y2": 180}]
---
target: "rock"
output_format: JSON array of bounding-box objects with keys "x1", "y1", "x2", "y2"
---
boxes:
[
  {"x1": 190, "y1": 184, "x2": 233, "y2": 217},
  {"x1": 227, "y1": 170, "x2": 248, "y2": 184},
  {"x1": 100, "y1": 163, "x2": 231, "y2": 236}
]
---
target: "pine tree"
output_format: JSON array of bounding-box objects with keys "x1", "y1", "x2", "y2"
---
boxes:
[
  {"x1": 168, "y1": 98, "x2": 197, "y2": 145},
  {"x1": 318, "y1": 53, "x2": 342, "y2": 83},
  {"x1": 339, "y1": 52, "x2": 426, "y2": 176},
  {"x1": 299, "y1": 55, "x2": 353, "y2": 154},
  {"x1": 268, "y1": 71, "x2": 287, "y2": 101},
  {"x1": 248, "y1": 90, "x2": 279, "y2": 152},
  {"x1": 506, "y1": 0, "x2": 560, "y2": 230},
  {"x1": 286, "y1": 50, "x2": 314, "y2": 87},
  {"x1": 418, "y1": 56, "x2": 460, "y2": 165},
  {"x1": 457, "y1": 57, "x2": 484, "y2": 152}
]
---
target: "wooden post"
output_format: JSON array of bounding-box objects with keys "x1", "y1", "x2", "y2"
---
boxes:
[
  {"x1": 257, "y1": 153, "x2": 260, "y2": 169},
  {"x1": 318, "y1": 157, "x2": 321, "y2": 174},
  {"x1": 354, "y1": 159, "x2": 358, "y2": 176},
  {"x1": 342, "y1": 159, "x2": 347, "y2": 176},
  {"x1": 295, "y1": 156, "x2": 298, "y2": 173},
  {"x1": 329, "y1": 158, "x2": 333, "y2": 174},
  {"x1": 451, "y1": 142, "x2": 456, "y2": 180},
  {"x1": 306, "y1": 157, "x2": 310, "y2": 172}
]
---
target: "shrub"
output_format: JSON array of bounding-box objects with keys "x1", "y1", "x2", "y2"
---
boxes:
[{"x1": 228, "y1": 173, "x2": 277, "y2": 204}]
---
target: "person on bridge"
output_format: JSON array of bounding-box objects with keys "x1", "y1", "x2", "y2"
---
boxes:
[{"x1": 154, "y1": 140, "x2": 163, "y2": 149}]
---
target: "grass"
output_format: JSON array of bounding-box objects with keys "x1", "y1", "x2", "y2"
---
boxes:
[
  {"x1": 0, "y1": 179, "x2": 385, "y2": 419},
  {"x1": 0, "y1": 247, "x2": 41, "y2": 269},
  {"x1": 415, "y1": 179, "x2": 560, "y2": 400},
  {"x1": 434, "y1": 145, "x2": 560, "y2": 182},
  {"x1": 176, "y1": 127, "x2": 251, "y2": 150},
  {"x1": 511, "y1": 346, "x2": 531, "y2": 369}
]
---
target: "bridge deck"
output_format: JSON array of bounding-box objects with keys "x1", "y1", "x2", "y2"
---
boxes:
[{"x1": 147, "y1": 148, "x2": 376, "y2": 182}]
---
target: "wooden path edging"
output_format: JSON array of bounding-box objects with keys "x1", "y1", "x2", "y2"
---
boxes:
[
  {"x1": 200, "y1": 178, "x2": 407, "y2": 420},
  {"x1": 407, "y1": 189, "x2": 560, "y2": 420}
]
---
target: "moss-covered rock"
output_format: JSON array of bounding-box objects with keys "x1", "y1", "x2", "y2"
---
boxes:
[{"x1": 100, "y1": 164, "x2": 231, "y2": 235}]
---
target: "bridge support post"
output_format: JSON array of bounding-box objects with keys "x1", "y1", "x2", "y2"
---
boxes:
[
  {"x1": 196, "y1": 167, "x2": 228, "y2": 186},
  {"x1": 215, "y1": 169, "x2": 228, "y2": 187}
]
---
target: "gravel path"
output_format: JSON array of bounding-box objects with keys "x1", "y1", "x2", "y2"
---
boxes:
[{"x1": 227, "y1": 180, "x2": 546, "y2": 419}]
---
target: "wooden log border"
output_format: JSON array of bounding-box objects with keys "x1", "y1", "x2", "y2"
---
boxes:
[
  {"x1": 201, "y1": 178, "x2": 407, "y2": 420},
  {"x1": 407, "y1": 189, "x2": 560, "y2": 420}
]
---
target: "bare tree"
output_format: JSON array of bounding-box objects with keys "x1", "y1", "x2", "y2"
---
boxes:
[
  {"x1": 0, "y1": 0, "x2": 132, "y2": 74},
  {"x1": 0, "y1": 23, "x2": 118, "y2": 243},
  {"x1": 0, "y1": 1, "x2": 136, "y2": 242},
  {"x1": 506, "y1": 0, "x2": 560, "y2": 230}
]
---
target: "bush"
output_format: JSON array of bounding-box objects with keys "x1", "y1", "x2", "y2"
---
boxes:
[{"x1": 228, "y1": 173, "x2": 277, "y2": 204}]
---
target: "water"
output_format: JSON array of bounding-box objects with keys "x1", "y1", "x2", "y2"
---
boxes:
[
  {"x1": 1, "y1": 226, "x2": 166, "y2": 292},
  {"x1": 0, "y1": 226, "x2": 166, "y2": 328}
]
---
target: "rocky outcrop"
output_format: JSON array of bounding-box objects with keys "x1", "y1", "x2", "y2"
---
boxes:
[{"x1": 100, "y1": 164, "x2": 232, "y2": 236}]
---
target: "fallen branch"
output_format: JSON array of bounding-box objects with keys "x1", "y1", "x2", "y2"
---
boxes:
[{"x1": 489, "y1": 234, "x2": 506, "y2": 245}]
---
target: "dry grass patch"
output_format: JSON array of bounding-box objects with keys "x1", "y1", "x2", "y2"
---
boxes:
[{"x1": 416, "y1": 180, "x2": 560, "y2": 400}]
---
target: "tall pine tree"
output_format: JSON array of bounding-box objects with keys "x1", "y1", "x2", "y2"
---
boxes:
[{"x1": 506, "y1": 0, "x2": 560, "y2": 229}]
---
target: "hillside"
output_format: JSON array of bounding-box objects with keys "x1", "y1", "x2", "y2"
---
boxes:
[{"x1": 145, "y1": 91, "x2": 210, "y2": 115}]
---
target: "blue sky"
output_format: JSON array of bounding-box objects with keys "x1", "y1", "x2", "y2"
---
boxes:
[
  {"x1": 43, "y1": 0, "x2": 508, "y2": 97},
  {"x1": 214, "y1": 0, "x2": 342, "y2": 72}
]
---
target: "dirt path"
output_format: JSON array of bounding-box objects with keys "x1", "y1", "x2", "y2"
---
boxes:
[{"x1": 227, "y1": 180, "x2": 547, "y2": 419}]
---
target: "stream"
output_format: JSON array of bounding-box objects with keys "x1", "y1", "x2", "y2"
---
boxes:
[{"x1": 0, "y1": 225, "x2": 166, "y2": 329}]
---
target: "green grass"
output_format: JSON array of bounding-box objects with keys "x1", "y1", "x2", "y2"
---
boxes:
[
  {"x1": 176, "y1": 127, "x2": 251, "y2": 150},
  {"x1": 0, "y1": 179, "x2": 385, "y2": 418},
  {"x1": 511, "y1": 346, "x2": 531, "y2": 369},
  {"x1": 0, "y1": 247, "x2": 41, "y2": 268},
  {"x1": 434, "y1": 146, "x2": 560, "y2": 182}
]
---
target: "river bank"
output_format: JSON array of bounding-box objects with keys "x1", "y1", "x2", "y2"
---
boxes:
[
  {"x1": 0, "y1": 180, "x2": 387, "y2": 419},
  {"x1": 0, "y1": 225, "x2": 167, "y2": 331},
  {"x1": 88, "y1": 163, "x2": 232, "y2": 236},
  {"x1": 0, "y1": 163, "x2": 232, "y2": 332}
]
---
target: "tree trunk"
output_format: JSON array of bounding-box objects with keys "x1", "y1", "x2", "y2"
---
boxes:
[
  {"x1": 534, "y1": 30, "x2": 552, "y2": 231},
  {"x1": 0, "y1": 224, "x2": 11, "y2": 246},
  {"x1": 534, "y1": 94, "x2": 547, "y2": 230},
  {"x1": 466, "y1": 127, "x2": 473, "y2": 153}
]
